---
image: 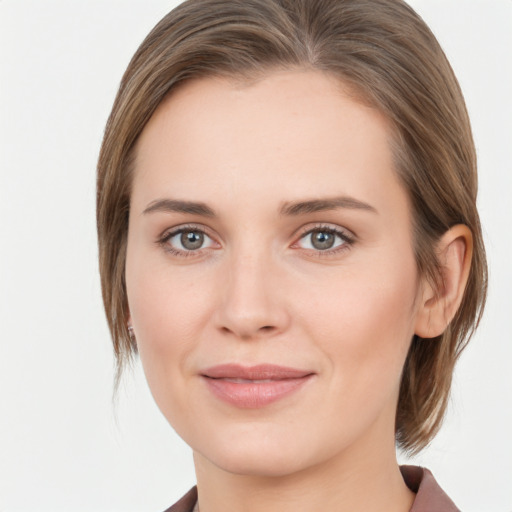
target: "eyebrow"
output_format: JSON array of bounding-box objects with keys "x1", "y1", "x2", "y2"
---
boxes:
[
  {"x1": 142, "y1": 199, "x2": 215, "y2": 217},
  {"x1": 280, "y1": 196, "x2": 378, "y2": 216},
  {"x1": 142, "y1": 195, "x2": 377, "y2": 218}
]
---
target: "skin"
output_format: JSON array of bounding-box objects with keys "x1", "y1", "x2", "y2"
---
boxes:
[{"x1": 125, "y1": 69, "x2": 472, "y2": 512}]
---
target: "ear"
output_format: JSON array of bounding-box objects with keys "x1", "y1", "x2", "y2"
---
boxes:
[{"x1": 414, "y1": 225, "x2": 473, "y2": 339}]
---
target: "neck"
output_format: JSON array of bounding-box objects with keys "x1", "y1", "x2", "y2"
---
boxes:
[{"x1": 193, "y1": 433, "x2": 414, "y2": 512}]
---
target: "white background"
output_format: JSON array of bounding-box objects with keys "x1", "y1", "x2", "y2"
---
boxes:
[{"x1": 0, "y1": 1, "x2": 511, "y2": 511}]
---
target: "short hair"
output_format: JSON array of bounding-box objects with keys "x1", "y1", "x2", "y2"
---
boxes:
[{"x1": 97, "y1": 0, "x2": 487, "y2": 453}]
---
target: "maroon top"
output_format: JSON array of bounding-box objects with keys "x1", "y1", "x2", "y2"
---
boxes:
[{"x1": 163, "y1": 465, "x2": 460, "y2": 512}]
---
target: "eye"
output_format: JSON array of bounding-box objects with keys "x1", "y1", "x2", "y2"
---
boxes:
[
  {"x1": 295, "y1": 226, "x2": 352, "y2": 252},
  {"x1": 159, "y1": 227, "x2": 217, "y2": 255}
]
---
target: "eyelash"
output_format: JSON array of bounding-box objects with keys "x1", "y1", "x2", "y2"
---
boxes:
[
  {"x1": 157, "y1": 223, "x2": 355, "y2": 258},
  {"x1": 157, "y1": 224, "x2": 217, "y2": 257},
  {"x1": 293, "y1": 224, "x2": 355, "y2": 256}
]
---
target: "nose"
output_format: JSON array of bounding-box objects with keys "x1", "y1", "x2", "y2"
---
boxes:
[{"x1": 215, "y1": 249, "x2": 290, "y2": 340}]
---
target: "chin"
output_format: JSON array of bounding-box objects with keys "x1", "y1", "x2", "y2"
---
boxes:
[
  {"x1": 202, "y1": 446, "x2": 311, "y2": 478},
  {"x1": 188, "y1": 420, "x2": 334, "y2": 478}
]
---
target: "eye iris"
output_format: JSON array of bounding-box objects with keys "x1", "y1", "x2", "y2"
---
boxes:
[
  {"x1": 311, "y1": 231, "x2": 335, "y2": 250},
  {"x1": 181, "y1": 231, "x2": 204, "y2": 250}
]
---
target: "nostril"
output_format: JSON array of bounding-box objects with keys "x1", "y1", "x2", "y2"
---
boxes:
[{"x1": 221, "y1": 324, "x2": 275, "y2": 335}]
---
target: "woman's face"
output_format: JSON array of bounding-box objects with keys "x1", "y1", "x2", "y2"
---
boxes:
[{"x1": 126, "y1": 70, "x2": 425, "y2": 477}]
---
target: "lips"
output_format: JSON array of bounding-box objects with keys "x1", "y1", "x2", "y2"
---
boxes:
[{"x1": 201, "y1": 364, "x2": 314, "y2": 408}]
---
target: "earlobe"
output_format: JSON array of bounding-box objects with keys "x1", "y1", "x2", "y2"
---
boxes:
[
  {"x1": 126, "y1": 313, "x2": 136, "y2": 344},
  {"x1": 414, "y1": 225, "x2": 473, "y2": 339}
]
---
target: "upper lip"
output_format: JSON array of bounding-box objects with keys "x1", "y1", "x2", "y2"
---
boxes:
[{"x1": 201, "y1": 364, "x2": 314, "y2": 380}]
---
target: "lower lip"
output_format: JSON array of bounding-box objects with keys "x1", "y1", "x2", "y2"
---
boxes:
[{"x1": 202, "y1": 375, "x2": 313, "y2": 408}]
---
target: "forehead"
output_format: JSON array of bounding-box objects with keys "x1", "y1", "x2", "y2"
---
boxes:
[{"x1": 132, "y1": 69, "x2": 407, "y2": 219}]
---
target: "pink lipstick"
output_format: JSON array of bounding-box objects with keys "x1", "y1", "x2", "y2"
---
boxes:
[{"x1": 201, "y1": 364, "x2": 314, "y2": 408}]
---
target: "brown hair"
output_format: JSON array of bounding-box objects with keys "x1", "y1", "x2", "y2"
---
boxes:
[{"x1": 97, "y1": 0, "x2": 487, "y2": 453}]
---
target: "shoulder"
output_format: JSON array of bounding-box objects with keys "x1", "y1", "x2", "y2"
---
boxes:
[
  {"x1": 162, "y1": 486, "x2": 197, "y2": 512},
  {"x1": 401, "y1": 465, "x2": 460, "y2": 512}
]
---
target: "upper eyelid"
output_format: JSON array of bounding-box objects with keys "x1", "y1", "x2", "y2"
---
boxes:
[
  {"x1": 159, "y1": 223, "x2": 216, "y2": 240},
  {"x1": 160, "y1": 223, "x2": 352, "y2": 236},
  {"x1": 294, "y1": 223, "x2": 355, "y2": 240}
]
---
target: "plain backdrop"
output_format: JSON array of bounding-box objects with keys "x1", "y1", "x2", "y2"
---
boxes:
[{"x1": 0, "y1": 1, "x2": 511, "y2": 511}]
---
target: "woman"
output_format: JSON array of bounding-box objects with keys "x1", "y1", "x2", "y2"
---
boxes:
[{"x1": 96, "y1": 0, "x2": 487, "y2": 510}]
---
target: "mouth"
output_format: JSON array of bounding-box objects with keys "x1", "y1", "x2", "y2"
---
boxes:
[{"x1": 201, "y1": 364, "x2": 315, "y2": 408}]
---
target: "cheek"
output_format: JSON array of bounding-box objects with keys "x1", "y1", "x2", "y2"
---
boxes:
[
  {"x1": 299, "y1": 253, "x2": 419, "y2": 390},
  {"x1": 125, "y1": 264, "x2": 216, "y2": 436},
  {"x1": 129, "y1": 265, "x2": 210, "y2": 336},
  {"x1": 125, "y1": 252, "x2": 216, "y2": 393}
]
